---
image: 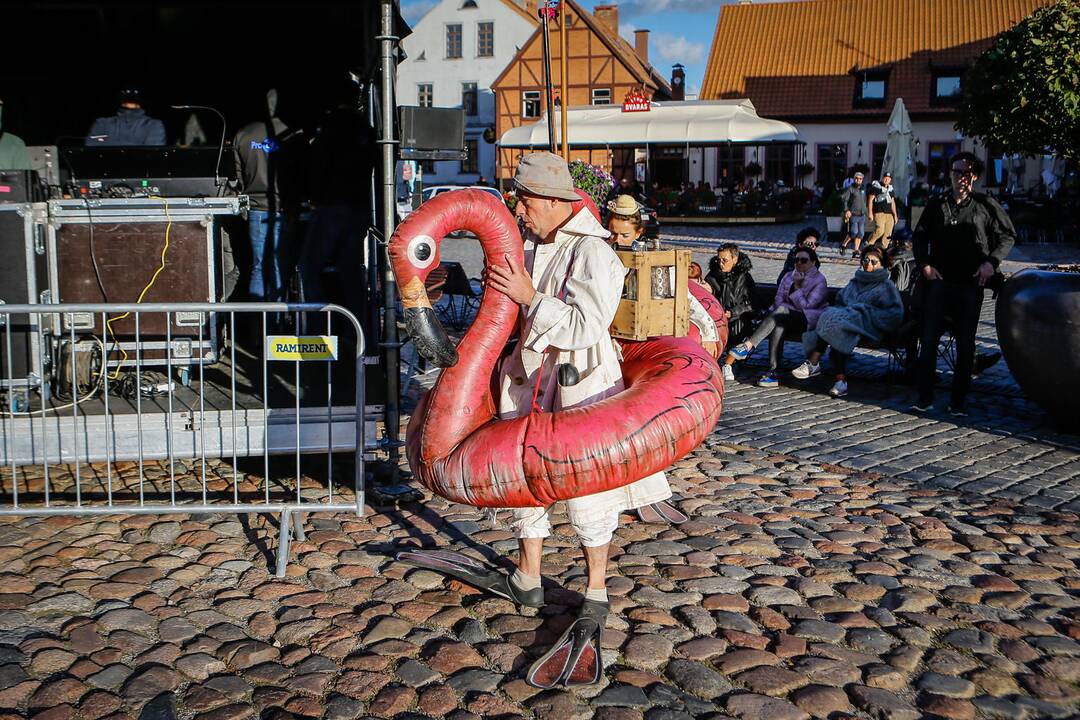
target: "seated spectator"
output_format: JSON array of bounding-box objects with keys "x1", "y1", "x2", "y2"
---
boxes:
[
  {"x1": 678, "y1": 183, "x2": 697, "y2": 214},
  {"x1": 606, "y1": 197, "x2": 721, "y2": 358},
  {"x1": 706, "y1": 243, "x2": 757, "y2": 371},
  {"x1": 777, "y1": 226, "x2": 823, "y2": 284},
  {"x1": 793, "y1": 246, "x2": 903, "y2": 397},
  {"x1": 727, "y1": 247, "x2": 827, "y2": 388},
  {"x1": 688, "y1": 261, "x2": 729, "y2": 351},
  {"x1": 699, "y1": 182, "x2": 718, "y2": 208}
]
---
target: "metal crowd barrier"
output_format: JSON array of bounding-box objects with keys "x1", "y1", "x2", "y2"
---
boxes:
[{"x1": 0, "y1": 302, "x2": 368, "y2": 576}]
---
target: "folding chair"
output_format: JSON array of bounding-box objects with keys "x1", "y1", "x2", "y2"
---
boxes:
[{"x1": 435, "y1": 261, "x2": 482, "y2": 330}]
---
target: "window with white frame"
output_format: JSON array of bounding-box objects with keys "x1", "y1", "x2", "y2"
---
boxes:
[
  {"x1": 591, "y1": 88, "x2": 612, "y2": 105},
  {"x1": 446, "y1": 23, "x2": 462, "y2": 58},
  {"x1": 417, "y1": 83, "x2": 433, "y2": 108},
  {"x1": 522, "y1": 90, "x2": 541, "y2": 118},
  {"x1": 477, "y1": 22, "x2": 494, "y2": 57}
]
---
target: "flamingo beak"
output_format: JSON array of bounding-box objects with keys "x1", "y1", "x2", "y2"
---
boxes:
[
  {"x1": 392, "y1": 265, "x2": 459, "y2": 369},
  {"x1": 404, "y1": 306, "x2": 459, "y2": 368}
]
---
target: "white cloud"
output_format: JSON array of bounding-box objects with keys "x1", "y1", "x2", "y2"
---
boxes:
[
  {"x1": 619, "y1": 23, "x2": 704, "y2": 65},
  {"x1": 652, "y1": 32, "x2": 706, "y2": 65},
  {"x1": 401, "y1": 0, "x2": 437, "y2": 25}
]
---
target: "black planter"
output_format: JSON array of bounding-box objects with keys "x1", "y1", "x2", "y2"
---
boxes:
[{"x1": 996, "y1": 268, "x2": 1080, "y2": 429}]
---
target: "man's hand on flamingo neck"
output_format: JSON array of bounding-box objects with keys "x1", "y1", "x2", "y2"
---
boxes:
[{"x1": 487, "y1": 254, "x2": 537, "y2": 306}]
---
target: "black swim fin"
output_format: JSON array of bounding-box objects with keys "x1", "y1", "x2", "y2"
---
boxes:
[
  {"x1": 396, "y1": 548, "x2": 544, "y2": 608},
  {"x1": 637, "y1": 500, "x2": 689, "y2": 525},
  {"x1": 526, "y1": 599, "x2": 607, "y2": 688}
]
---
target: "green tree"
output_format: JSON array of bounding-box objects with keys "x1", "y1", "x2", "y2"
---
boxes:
[{"x1": 956, "y1": 0, "x2": 1080, "y2": 163}]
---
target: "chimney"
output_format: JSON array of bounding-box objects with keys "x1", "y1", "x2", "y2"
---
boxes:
[
  {"x1": 671, "y1": 64, "x2": 685, "y2": 101},
  {"x1": 593, "y1": 4, "x2": 619, "y2": 35},
  {"x1": 634, "y1": 29, "x2": 650, "y2": 63}
]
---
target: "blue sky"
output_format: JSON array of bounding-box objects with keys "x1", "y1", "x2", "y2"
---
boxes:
[{"x1": 400, "y1": 0, "x2": 729, "y2": 97}]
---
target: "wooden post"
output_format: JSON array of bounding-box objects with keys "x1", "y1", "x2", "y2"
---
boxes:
[{"x1": 559, "y1": 1, "x2": 569, "y2": 160}]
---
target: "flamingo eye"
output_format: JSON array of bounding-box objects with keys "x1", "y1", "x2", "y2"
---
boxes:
[{"x1": 407, "y1": 235, "x2": 436, "y2": 269}]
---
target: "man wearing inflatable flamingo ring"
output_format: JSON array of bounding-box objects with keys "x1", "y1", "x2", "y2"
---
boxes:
[
  {"x1": 497, "y1": 151, "x2": 683, "y2": 687},
  {"x1": 406, "y1": 152, "x2": 676, "y2": 688}
]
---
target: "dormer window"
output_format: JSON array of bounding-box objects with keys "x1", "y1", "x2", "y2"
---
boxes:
[
  {"x1": 931, "y1": 69, "x2": 964, "y2": 106},
  {"x1": 854, "y1": 69, "x2": 889, "y2": 108}
]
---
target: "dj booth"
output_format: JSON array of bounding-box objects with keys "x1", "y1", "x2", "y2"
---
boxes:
[{"x1": 0, "y1": 147, "x2": 244, "y2": 408}]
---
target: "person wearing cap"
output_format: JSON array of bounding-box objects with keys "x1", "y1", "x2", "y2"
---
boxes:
[
  {"x1": 606, "y1": 194, "x2": 723, "y2": 358},
  {"x1": 866, "y1": 171, "x2": 898, "y2": 249},
  {"x1": 485, "y1": 152, "x2": 674, "y2": 656},
  {"x1": 840, "y1": 171, "x2": 868, "y2": 257},
  {"x1": 85, "y1": 87, "x2": 166, "y2": 146}
]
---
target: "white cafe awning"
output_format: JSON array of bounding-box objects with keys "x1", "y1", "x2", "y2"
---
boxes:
[{"x1": 499, "y1": 99, "x2": 801, "y2": 148}]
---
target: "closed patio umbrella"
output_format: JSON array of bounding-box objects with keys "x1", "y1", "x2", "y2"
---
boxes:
[{"x1": 882, "y1": 98, "x2": 914, "y2": 205}]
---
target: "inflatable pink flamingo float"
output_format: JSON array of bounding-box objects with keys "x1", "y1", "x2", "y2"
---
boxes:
[{"x1": 388, "y1": 189, "x2": 724, "y2": 508}]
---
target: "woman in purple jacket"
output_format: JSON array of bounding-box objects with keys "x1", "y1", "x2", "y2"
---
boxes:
[{"x1": 725, "y1": 247, "x2": 829, "y2": 388}]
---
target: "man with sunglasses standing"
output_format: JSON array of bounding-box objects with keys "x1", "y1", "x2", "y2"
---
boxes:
[{"x1": 911, "y1": 152, "x2": 1016, "y2": 416}]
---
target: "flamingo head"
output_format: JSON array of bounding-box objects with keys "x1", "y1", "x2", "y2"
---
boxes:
[
  {"x1": 388, "y1": 195, "x2": 460, "y2": 368},
  {"x1": 390, "y1": 188, "x2": 523, "y2": 368}
]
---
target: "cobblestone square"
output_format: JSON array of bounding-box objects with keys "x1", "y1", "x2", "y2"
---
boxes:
[{"x1": 0, "y1": 224, "x2": 1077, "y2": 718}]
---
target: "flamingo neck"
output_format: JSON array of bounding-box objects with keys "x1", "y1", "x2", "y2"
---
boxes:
[{"x1": 421, "y1": 224, "x2": 523, "y2": 448}]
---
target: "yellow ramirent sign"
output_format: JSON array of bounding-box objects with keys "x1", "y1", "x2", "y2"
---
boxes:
[{"x1": 266, "y1": 335, "x2": 339, "y2": 361}]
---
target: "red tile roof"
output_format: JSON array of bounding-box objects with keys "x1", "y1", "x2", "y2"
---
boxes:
[{"x1": 701, "y1": 0, "x2": 1051, "y2": 119}]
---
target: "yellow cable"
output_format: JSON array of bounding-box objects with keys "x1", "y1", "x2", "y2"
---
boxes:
[{"x1": 103, "y1": 196, "x2": 172, "y2": 380}]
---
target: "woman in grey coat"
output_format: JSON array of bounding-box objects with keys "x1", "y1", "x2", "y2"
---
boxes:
[{"x1": 791, "y1": 246, "x2": 903, "y2": 397}]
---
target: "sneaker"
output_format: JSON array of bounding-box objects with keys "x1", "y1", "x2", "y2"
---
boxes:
[
  {"x1": 972, "y1": 351, "x2": 1002, "y2": 378},
  {"x1": 910, "y1": 400, "x2": 933, "y2": 412},
  {"x1": 791, "y1": 361, "x2": 821, "y2": 380},
  {"x1": 839, "y1": 245, "x2": 848, "y2": 257},
  {"x1": 851, "y1": 250, "x2": 861, "y2": 260},
  {"x1": 948, "y1": 404, "x2": 968, "y2": 417},
  {"x1": 727, "y1": 343, "x2": 752, "y2": 362},
  {"x1": 829, "y1": 379, "x2": 848, "y2": 397},
  {"x1": 757, "y1": 372, "x2": 779, "y2": 389},
  {"x1": 721, "y1": 364, "x2": 734, "y2": 383}
]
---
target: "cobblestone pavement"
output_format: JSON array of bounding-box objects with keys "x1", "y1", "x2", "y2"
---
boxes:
[
  {"x1": 437, "y1": 225, "x2": 1080, "y2": 507},
  {"x1": 3, "y1": 441, "x2": 1080, "y2": 718},
  {"x1": 0, "y1": 222, "x2": 1076, "y2": 718}
]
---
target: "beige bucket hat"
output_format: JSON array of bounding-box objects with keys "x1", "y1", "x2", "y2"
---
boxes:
[
  {"x1": 513, "y1": 152, "x2": 580, "y2": 201},
  {"x1": 606, "y1": 194, "x2": 642, "y2": 216}
]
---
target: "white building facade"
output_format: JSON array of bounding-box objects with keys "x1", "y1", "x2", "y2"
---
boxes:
[{"x1": 397, "y1": 0, "x2": 537, "y2": 186}]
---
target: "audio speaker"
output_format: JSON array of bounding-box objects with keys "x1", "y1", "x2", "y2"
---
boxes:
[{"x1": 399, "y1": 106, "x2": 465, "y2": 156}]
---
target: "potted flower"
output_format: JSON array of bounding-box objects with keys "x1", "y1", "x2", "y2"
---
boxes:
[
  {"x1": 502, "y1": 190, "x2": 518, "y2": 213},
  {"x1": 744, "y1": 161, "x2": 763, "y2": 179},
  {"x1": 568, "y1": 160, "x2": 615, "y2": 210},
  {"x1": 795, "y1": 162, "x2": 815, "y2": 177},
  {"x1": 849, "y1": 162, "x2": 870, "y2": 177}
]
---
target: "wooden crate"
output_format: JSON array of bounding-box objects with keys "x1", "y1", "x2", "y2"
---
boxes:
[{"x1": 611, "y1": 249, "x2": 691, "y2": 340}]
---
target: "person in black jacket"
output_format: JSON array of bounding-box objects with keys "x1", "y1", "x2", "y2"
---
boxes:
[
  {"x1": 706, "y1": 244, "x2": 757, "y2": 381},
  {"x1": 86, "y1": 87, "x2": 166, "y2": 146},
  {"x1": 776, "y1": 226, "x2": 823, "y2": 284},
  {"x1": 911, "y1": 152, "x2": 1016, "y2": 415}
]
